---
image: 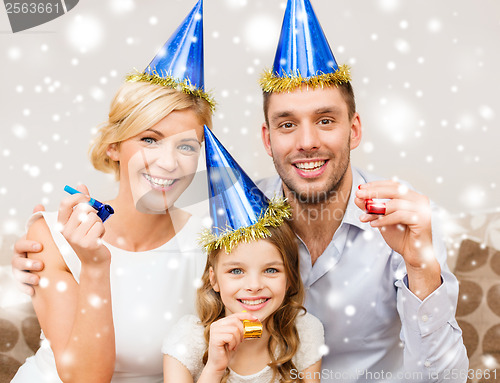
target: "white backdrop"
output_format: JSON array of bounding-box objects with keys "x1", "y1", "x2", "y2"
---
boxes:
[{"x1": 1, "y1": 0, "x2": 499, "y2": 240}]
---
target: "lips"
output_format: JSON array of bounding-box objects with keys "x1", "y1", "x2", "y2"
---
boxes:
[
  {"x1": 239, "y1": 298, "x2": 268, "y2": 305},
  {"x1": 237, "y1": 297, "x2": 270, "y2": 311},
  {"x1": 143, "y1": 174, "x2": 177, "y2": 190},
  {"x1": 292, "y1": 159, "x2": 328, "y2": 178},
  {"x1": 293, "y1": 160, "x2": 326, "y2": 172}
]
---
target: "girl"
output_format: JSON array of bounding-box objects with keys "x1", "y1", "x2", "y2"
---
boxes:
[
  {"x1": 163, "y1": 223, "x2": 323, "y2": 382},
  {"x1": 12, "y1": 2, "x2": 214, "y2": 381},
  {"x1": 162, "y1": 126, "x2": 324, "y2": 383}
]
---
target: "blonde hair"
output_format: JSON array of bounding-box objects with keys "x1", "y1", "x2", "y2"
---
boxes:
[
  {"x1": 197, "y1": 221, "x2": 306, "y2": 383},
  {"x1": 89, "y1": 81, "x2": 213, "y2": 179}
]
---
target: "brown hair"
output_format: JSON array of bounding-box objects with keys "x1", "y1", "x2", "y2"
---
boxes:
[
  {"x1": 263, "y1": 82, "x2": 356, "y2": 126},
  {"x1": 196, "y1": 221, "x2": 305, "y2": 382},
  {"x1": 89, "y1": 81, "x2": 213, "y2": 180}
]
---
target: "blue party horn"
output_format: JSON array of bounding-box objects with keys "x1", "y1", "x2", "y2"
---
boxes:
[{"x1": 64, "y1": 185, "x2": 114, "y2": 222}]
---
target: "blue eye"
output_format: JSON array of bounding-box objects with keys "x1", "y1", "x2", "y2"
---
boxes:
[
  {"x1": 265, "y1": 268, "x2": 278, "y2": 274},
  {"x1": 229, "y1": 268, "x2": 243, "y2": 275},
  {"x1": 178, "y1": 144, "x2": 195, "y2": 152},
  {"x1": 141, "y1": 137, "x2": 157, "y2": 144}
]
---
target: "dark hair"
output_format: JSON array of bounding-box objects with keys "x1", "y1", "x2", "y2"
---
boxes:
[{"x1": 263, "y1": 82, "x2": 356, "y2": 126}]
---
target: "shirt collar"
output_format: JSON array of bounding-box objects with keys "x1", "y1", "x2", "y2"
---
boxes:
[
  {"x1": 342, "y1": 167, "x2": 371, "y2": 232},
  {"x1": 257, "y1": 167, "x2": 371, "y2": 232}
]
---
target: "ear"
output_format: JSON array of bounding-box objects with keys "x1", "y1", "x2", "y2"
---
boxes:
[
  {"x1": 209, "y1": 267, "x2": 220, "y2": 292},
  {"x1": 261, "y1": 123, "x2": 273, "y2": 157},
  {"x1": 349, "y1": 113, "x2": 362, "y2": 150},
  {"x1": 106, "y1": 143, "x2": 120, "y2": 161}
]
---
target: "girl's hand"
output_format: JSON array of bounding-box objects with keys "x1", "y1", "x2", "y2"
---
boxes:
[
  {"x1": 205, "y1": 312, "x2": 259, "y2": 376},
  {"x1": 58, "y1": 184, "x2": 111, "y2": 267}
]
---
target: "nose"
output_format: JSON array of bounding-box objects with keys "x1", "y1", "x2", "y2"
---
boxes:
[
  {"x1": 296, "y1": 123, "x2": 320, "y2": 152},
  {"x1": 245, "y1": 272, "x2": 264, "y2": 293},
  {"x1": 154, "y1": 143, "x2": 178, "y2": 172}
]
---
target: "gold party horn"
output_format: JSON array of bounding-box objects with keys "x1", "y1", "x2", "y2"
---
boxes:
[{"x1": 243, "y1": 320, "x2": 262, "y2": 339}]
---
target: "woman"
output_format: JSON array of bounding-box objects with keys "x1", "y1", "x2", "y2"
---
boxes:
[{"x1": 12, "y1": 1, "x2": 214, "y2": 381}]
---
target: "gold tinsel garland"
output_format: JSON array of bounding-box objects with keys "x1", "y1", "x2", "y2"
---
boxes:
[
  {"x1": 126, "y1": 70, "x2": 216, "y2": 112},
  {"x1": 199, "y1": 197, "x2": 292, "y2": 254},
  {"x1": 259, "y1": 64, "x2": 351, "y2": 93}
]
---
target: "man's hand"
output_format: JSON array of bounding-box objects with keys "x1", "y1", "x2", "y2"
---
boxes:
[
  {"x1": 11, "y1": 204, "x2": 46, "y2": 296},
  {"x1": 355, "y1": 181, "x2": 441, "y2": 300}
]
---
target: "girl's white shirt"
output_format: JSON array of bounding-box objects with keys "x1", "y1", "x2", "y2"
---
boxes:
[{"x1": 162, "y1": 312, "x2": 325, "y2": 382}]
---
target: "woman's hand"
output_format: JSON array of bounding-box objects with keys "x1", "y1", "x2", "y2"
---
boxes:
[
  {"x1": 204, "y1": 312, "x2": 259, "y2": 377},
  {"x1": 58, "y1": 184, "x2": 111, "y2": 267}
]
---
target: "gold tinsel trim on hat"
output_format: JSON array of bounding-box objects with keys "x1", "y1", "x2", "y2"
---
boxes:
[
  {"x1": 259, "y1": 64, "x2": 351, "y2": 93},
  {"x1": 126, "y1": 70, "x2": 216, "y2": 112},
  {"x1": 199, "y1": 197, "x2": 292, "y2": 254}
]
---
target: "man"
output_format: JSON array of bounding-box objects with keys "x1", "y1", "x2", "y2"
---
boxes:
[
  {"x1": 254, "y1": 0, "x2": 467, "y2": 381},
  {"x1": 13, "y1": 0, "x2": 468, "y2": 381}
]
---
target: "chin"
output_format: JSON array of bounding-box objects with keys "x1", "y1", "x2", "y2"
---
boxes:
[{"x1": 134, "y1": 193, "x2": 174, "y2": 214}]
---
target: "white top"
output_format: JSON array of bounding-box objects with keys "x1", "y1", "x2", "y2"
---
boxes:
[
  {"x1": 13, "y1": 211, "x2": 207, "y2": 383},
  {"x1": 162, "y1": 312, "x2": 324, "y2": 382}
]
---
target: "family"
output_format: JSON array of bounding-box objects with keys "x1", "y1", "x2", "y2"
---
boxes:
[{"x1": 10, "y1": 0, "x2": 468, "y2": 382}]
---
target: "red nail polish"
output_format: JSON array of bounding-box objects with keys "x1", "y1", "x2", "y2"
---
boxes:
[{"x1": 365, "y1": 199, "x2": 386, "y2": 215}]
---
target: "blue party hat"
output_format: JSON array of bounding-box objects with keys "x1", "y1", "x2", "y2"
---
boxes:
[
  {"x1": 126, "y1": 0, "x2": 215, "y2": 110},
  {"x1": 200, "y1": 126, "x2": 290, "y2": 253},
  {"x1": 260, "y1": 0, "x2": 350, "y2": 93}
]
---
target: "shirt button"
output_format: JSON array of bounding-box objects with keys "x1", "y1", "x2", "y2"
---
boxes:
[
  {"x1": 421, "y1": 315, "x2": 429, "y2": 322},
  {"x1": 424, "y1": 360, "x2": 431, "y2": 368}
]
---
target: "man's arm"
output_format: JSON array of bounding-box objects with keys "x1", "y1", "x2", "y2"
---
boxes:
[{"x1": 356, "y1": 181, "x2": 468, "y2": 382}]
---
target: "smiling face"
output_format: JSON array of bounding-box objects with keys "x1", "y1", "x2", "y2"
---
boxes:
[
  {"x1": 209, "y1": 239, "x2": 288, "y2": 323},
  {"x1": 262, "y1": 86, "x2": 362, "y2": 204},
  {"x1": 108, "y1": 108, "x2": 204, "y2": 213}
]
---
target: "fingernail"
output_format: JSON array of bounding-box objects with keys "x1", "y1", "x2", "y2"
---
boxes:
[
  {"x1": 32, "y1": 244, "x2": 41, "y2": 251},
  {"x1": 358, "y1": 184, "x2": 362, "y2": 190},
  {"x1": 30, "y1": 277, "x2": 38, "y2": 284},
  {"x1": 33, "y1": 262, "x2": 42, "y2": 269}
]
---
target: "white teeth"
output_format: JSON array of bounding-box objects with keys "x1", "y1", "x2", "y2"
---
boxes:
[
  {"x1": 240, "y1": 298, "x2": 267, "y2": 305},
  {"x1": 295, "y1": 161, "x2": 325, "y2": 171},
  {"x1": 144, "y1": 174, "x2": 175, "y2": 187}
]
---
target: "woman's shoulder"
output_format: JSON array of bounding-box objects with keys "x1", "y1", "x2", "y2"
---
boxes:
[
  {"x1": 27, "y1": 211, "x2": 80, "y2": 279},
  {"x1": 27, "y1": 212, "x2": 65, "y2": 266}
]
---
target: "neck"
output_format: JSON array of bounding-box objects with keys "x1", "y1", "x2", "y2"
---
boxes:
[
  {"x1": 285, "y1": 166, "x2": 353, "y2": 264},
  {"x1": 102, "y1": 185, "x2": 189, "y2": 252}
]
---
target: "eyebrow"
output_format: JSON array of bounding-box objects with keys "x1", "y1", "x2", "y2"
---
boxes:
[
  {"x1": 221, "y1": 261, "x2": 284, "y2": 267},
  {"x1": 144, "y1": 128, "x2": 164, "y2": 137},
  {"x1": 270, "y1": 106, "x2": 342, "y2": 123},
  {"x1": 314, "y1": 106, "x2": 342, "y2": 115},
  {"x1": 180, "y1": 138, "x2": 201, "y2": 145}
]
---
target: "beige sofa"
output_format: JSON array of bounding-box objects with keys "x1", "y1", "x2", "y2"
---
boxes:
[{"x1": 1, "y1": 211, "x2": 500, "y2": 382}]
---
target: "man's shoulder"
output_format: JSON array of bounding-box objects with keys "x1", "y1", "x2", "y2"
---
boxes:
[{"x1": 256, "y1": 173, "x2": 282, "y2": 199}]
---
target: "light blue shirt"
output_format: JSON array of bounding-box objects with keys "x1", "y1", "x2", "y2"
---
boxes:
[{"x1": 257, "y1": 167, "x2": 468, "y2": 382}]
